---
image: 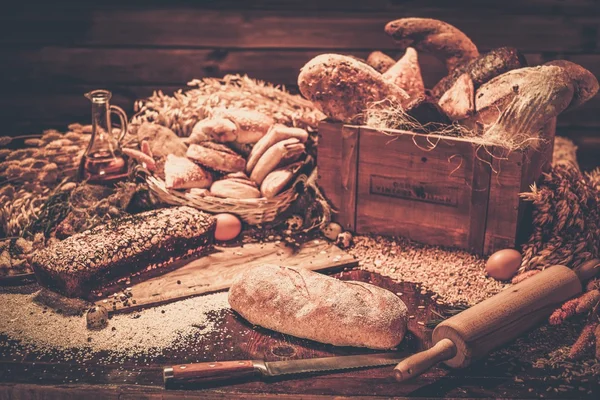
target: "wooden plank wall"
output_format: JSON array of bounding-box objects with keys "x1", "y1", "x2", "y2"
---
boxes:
[{"x1": 1, "y1": 0, "x2": 599, "y2": 169}]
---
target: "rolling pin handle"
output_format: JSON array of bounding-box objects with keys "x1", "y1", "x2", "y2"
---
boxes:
[{"x1": 394, "y1": 338, "x2": 457, "y2": 382}]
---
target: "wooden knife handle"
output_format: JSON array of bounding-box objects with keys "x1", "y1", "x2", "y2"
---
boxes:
[
  {"x1": 164, "y1": 360, "x2": 258, "y2": 385},
  {"x1": 393, "y1": 338, "x2": 456, "y2": 382}
]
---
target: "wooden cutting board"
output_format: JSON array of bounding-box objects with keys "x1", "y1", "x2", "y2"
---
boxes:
[{"x1": 95, "y1": 239, "x2": 357, "y2": 313}]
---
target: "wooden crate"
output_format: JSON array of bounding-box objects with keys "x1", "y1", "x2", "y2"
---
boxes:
[{"x1": 317, "y1": 120, "x2": 555, "y2": 255}]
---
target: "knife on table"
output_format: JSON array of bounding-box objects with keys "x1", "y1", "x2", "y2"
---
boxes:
[{"x1": 164, "y1": 353, "x2": 404, "y2": 386}]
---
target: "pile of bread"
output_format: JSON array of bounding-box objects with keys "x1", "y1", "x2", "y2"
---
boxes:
[
  {"x1": 133, "y1": 108, "x2": 310, "y2": 200},
  {"x1": 298, "y1": 18, "x2": 599, "y2": 141}
]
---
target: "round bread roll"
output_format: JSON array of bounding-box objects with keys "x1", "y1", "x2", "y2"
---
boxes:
[
  {"x1": 186, "y1": 142, "x2": 246, "y2": 173},
  {"x1": 214, "y1": 108, "x2": 275, "y2": 144},
  {"x1": 228, "y1": 264, "x2": 409, "y2": 349}
]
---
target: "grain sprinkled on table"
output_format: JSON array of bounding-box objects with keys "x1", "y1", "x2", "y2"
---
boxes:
[{"x1": 349, "y1": 235, "x2": 508, "y2": 306}]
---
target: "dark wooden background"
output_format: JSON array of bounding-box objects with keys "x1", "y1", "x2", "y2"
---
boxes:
[{"x1": 1, "y1": 0, "x2": 599, "y2": 169}]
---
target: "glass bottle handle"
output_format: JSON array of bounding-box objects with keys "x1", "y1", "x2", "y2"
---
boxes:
[{"x1": 110, "y1": 105, "x2": 129, "y2": 144}]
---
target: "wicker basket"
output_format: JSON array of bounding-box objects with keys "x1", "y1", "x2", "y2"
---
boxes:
[{"x1": 146, "y1": 166, "x2": 313, "y2": 225}]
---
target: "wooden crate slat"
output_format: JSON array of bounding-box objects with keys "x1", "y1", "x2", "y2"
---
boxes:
[
  {"x1": 355, "y1": 128, "x2": 478, "y2": 249},
  {"x1": 339, "y1": 126, "x2": 360, "y2": 231},
  {"x1": 319, "y1": 123, "x2": 554, "y2": 254},
  {"x1": 483, "y1": 150, "x2": 525, "y2": 254},
  {"x1": 467, "y1": 147, "x2": 493, "y2": 253}
]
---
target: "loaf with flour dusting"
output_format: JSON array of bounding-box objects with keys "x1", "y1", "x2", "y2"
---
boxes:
[
  {"x1": 228, "y1": 264, "x2": 408, "y2": 349},
  {"x1": 298, "y1": 54, "x2": 410, "y2": 124}
]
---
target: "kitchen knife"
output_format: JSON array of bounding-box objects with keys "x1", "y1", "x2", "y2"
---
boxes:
[{"x1": 164, "y1": 352, "x2": 404, "y2": 385}]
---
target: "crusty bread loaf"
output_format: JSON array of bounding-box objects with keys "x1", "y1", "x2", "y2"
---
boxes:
[
  {"x1": 228, "y1": 264, "x2": 408, "y2": 349},
  {"x1": 465, "y1": 66, "x2": 574, "y2": 140},
  {"x1": 384, "y1": 18, "x2": 479, "y2": 71},
  {"x1": 31, "y1": 206, "x2": 216, "y2": 298},
  {"x1": 438, "y1": 73, "x2": 475, "y2": 121},
  {"x1": 298, "y1": 54, "x2": 410, "y2": 124},
  {"x1": 544, "y1": 60, "x2": 599, "y2": 110},
  {"x1": 432, "y1": 47, "x2": 527, "y2": 99},
  {"x1": 366, "y1": 51, "x2": 396, "y2": 73},
  {"x1": 382, "y1": 47, "x2": 425, "y2": 99}
]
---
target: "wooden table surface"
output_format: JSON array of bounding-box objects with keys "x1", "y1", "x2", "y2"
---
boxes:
[{"x1": 0, "y1": 269, "x2": 598, "y2": 399}]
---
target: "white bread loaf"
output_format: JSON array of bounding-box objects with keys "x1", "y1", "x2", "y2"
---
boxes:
[{"x1": 228, "y1": 264, "x2": 408, "y2": 349}]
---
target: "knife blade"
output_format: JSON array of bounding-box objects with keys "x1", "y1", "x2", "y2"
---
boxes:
[{"x1": 163, "y1": 353, "x2": 404, "y2": 386}]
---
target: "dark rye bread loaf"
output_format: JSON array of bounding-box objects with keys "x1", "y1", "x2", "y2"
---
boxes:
[
  {"x1": 32, "y1": 206, "x2": 216, "y2": 298},
  {"x1": 228, "y1": 264, "x2": 409, "y2": 349}
]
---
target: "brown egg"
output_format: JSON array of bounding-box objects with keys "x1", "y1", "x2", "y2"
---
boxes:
[
  {"x1": 214, "y1": 213, "x2": 242, "y2": 241},
  {"x1": 485, "y1": 249, "x2": 522, "y2": 281}
]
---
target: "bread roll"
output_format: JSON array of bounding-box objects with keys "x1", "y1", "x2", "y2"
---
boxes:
[
  {"x1": 382, "y1": 47, "x2": 425, "y2": 99},
  {"x1": 298, "y1": 54, "x2": 410, "y2": 124},
  {"x1": 260, "y1": 161, "x2": 302, "y2": 198},
  {"x1": 544, "y1": 60, "x2": 599, "y2": 110},
  {"x1": 438, "y1": 73, "x2": 475, "y2": 121},
  {"x1": 249, "y1": 138, "x2": 305, "y2": 185},
  {"x1": 228, "y1": 264, "x2": 409, "y2": 349},
  {"x1": 186, "y1": 142, "x2": 246, "y2": 173},
  {"x1": 366, "y1": 51, "x2": 396, "y2": 73},
  {"x1": 210, "y1": 179, "x2": 261, "y2": 199},
  {"x1": 384, "y1": 18, "x2": 479, "y2": 71},
  {"x1": 164, "y1": 154, "x2": 213, "y2": 189}
]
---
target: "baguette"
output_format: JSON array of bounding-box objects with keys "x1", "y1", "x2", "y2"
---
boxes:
[
  {"x1": 298, "y1": 54, "x2": 410, "y2": 124},
  {"x1": 384, "y1": 18, "x2": 479, "y2": 71},
  {"x1": 382, "y1": 47, "x2": 425, "y2": 99},
  {"x1": 228, "y1": 264, "x2": 408, "y2": 349},
  {"x1": 250, "y1": 138, "x2": 305, "y2": 185},
  {"x1": 432, "y1": 47, "x2": 527, "y2": 99},
  {"x1": 260, "y1": 161, "x2": 303, "y2": 198},
  {"x1": 210, "y1": 179, "x2": 261, "y2": 199},
  {"x1": 366, "y1": 51, "x2": 396, "y2": 73},
  {"x1": 246, "y1": 125, "x2": 308, "y2": 174}
]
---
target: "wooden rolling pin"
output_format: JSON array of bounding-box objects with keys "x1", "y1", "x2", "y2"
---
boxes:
[{"x1": 394, "y1": 259, "x2": 600, "y2": 381}]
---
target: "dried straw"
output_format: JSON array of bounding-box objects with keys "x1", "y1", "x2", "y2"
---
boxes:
[
  {"x1": 519, "y1": 137, "x2": 600, "y2": 272},
  {"x1": 131, "y1": 74, "x2": 325, "y2": 138},
  {"x1": 363, "y1": 98, "x2": 547, "y2": 152}
]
